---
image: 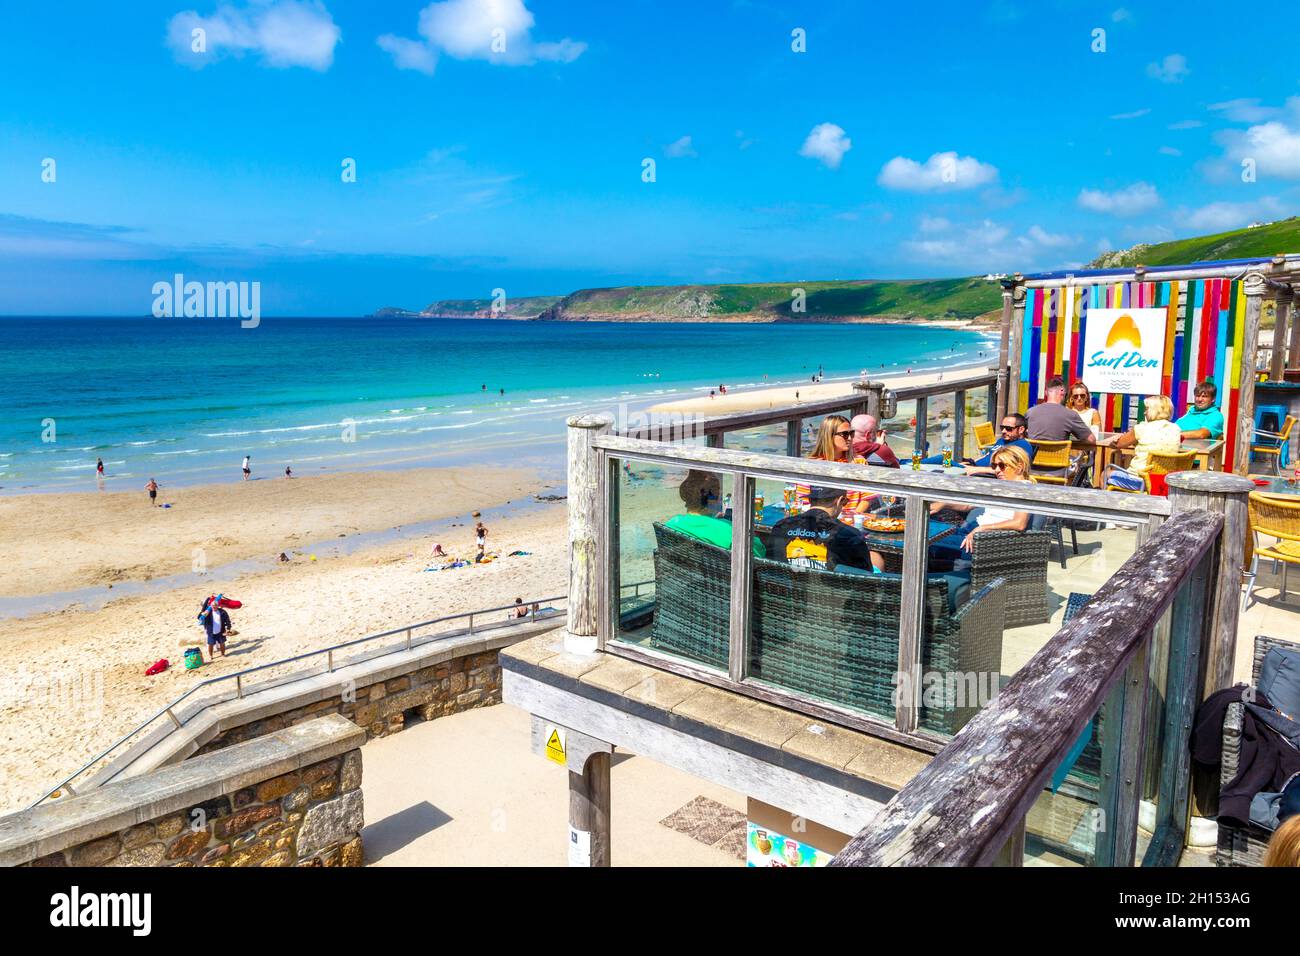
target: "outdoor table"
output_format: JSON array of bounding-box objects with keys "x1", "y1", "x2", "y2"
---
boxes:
[
  {"x1": 1251, "y1": 475, "x2": 1300, "y2": 497},
  {"x1": 1181, "y1": 438, "x2": 1225, "y2": 472},
  {"x1": 1073, "y1": 432, "x2": 1119, "y2": 488}
]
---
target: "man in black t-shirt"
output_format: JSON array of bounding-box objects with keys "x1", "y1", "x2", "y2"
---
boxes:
[{"x1": 767, "y1": 486, "x2": 875, "y2": 572}]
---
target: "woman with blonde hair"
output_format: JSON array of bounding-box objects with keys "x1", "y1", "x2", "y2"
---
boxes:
[
  {"x1": 1264, "y1": 815, "x2": 1300, "y2": 867},
  {"x1": 1105, "y1": 395, "x2": 1182, "y2": 492},
  {"x1": 795, "y1": 415, "x2": 871, "y2": 512},
  {"x1": 878, "y1": 445, "x2": 1037, "y2": 574}
]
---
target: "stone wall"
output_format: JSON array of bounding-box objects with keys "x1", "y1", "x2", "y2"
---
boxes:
[
  {"x1": 195, "y1": 649, "x2": 502, "y2": 757},
  {"x1": 1, "y1": 716, "x2": 365, "y2": 868}
]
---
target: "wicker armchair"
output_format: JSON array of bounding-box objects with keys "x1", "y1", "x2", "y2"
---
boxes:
[
  {"x1": 1028, "y1": 439, "x2": 1073, "y2": 485},
  {"x1": 649, "y1": 522, "x2": 1006, "y2": 735},
  {"x1": 969, "y1": 529, "x2": 1052, "y2": 627},
  {"x1": 1217, "y1": 634, "x2": 1300, "y2": 867}
]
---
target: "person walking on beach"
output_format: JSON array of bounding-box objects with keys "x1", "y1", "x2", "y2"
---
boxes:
[
  {"x1": 475, "y1": 521, "x2": 488, "y2": 550},
  {"x1": 242, "y1": 455, "x2": 251, "y2": 481},
  {"x1": 284, "y1": 465, "x2": 293, "y2": 479},
  {"x1": 96, "y1": 458, "x2": 104, "y2": 478},
  {"x1": 145, "y1": 477, "x2": 159, "y2": 506}
]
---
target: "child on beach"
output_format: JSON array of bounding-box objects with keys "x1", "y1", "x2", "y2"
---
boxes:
[
  {"x1": 242, "y1": 455, "x2": 251, "y2": 480},
  {"x1": 475, "y1": 521, "x2": 488, "y2": 550}
]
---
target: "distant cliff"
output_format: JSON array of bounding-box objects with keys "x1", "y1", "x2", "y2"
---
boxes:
[{"x1": 416, "y1": 278, "x2": 1003, "y2": 327}]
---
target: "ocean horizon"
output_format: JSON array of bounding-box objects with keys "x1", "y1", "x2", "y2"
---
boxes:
[{"x1": 0, "y1": 316, "x2": 997, "y2": 493}]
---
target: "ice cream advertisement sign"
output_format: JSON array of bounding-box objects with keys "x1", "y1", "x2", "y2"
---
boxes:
[{"x1": 1081, "y1": 308, "x2": 1167, "y2": 395}]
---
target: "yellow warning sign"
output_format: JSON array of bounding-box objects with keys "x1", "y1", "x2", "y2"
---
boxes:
[{"x1": 545, "y1": 726, "x2": 566, "y2": 765}]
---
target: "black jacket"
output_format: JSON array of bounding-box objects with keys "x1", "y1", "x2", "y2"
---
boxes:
[
  {"x1": 767, "y1": 508, "x2": 875, "y2": 573},
  {"x1": 1191, "y1": 685, "x2": 1300, "y2": 828}
]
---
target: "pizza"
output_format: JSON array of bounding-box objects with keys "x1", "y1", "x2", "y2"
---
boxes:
[{"x1": 862, "y1": 516, "x2": 906, "y2": 533}]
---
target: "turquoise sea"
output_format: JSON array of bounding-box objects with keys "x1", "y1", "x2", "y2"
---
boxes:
[{"x1": 0, "y1": 317, "x2": 997, "y2": 493}]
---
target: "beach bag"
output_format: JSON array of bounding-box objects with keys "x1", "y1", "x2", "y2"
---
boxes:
[{"x1": 183, "y1": 647, "x2": 203, "y2": 670}]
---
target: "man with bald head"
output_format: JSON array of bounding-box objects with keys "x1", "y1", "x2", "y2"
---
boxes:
[{"x1": 849, "y1": 414, "x2": 900, "y2": 467}]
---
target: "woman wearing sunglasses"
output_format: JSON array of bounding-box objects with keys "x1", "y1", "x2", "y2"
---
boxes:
[
  {"x1": 1068, "y1": 381, "x2": 1102, "y2": 431},
  {"x1": 927, "y1": 445, "x2": 1033, "y2": 569},
  {"x1": 794, "y1": 415, "x2": 872, "y2": 512}
]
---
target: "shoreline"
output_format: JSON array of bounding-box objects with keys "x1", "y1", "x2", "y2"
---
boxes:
[
  {"x1": 647, "y1": 361, "x2": 991, "y2": 416},
  {"x1": 0, "y1": 465, "x2": 549, "y2": 602}
]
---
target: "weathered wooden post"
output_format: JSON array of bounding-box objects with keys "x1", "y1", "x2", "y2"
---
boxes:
[
  {"x1": 1287, "y1": 287, "x2": 1300, "y2": 370},
  {"x1": 565, "y1": 413, "x2": 612, "y2": 655},
  {"x1": 1270, "y1": 292, "x2": 1291, "y2": 381},
  {"x1": 1006, "y1": 279, "x2": 1026, "y2": 415},
  {"x1": 570, "y1": 752, "x2": 612, "y2": 866},
  {"x1": 851, "y1": 380, "x2": 883, "y2": 420},
  {"x1": 1165, "y1": 470, "x2": 1253, "y2": 827},
  {"x1": 1232, "y1": 271, "x2": 1267, "y2": 475},
  {"x1": 996, "y1": 283, "x2": 1014, "y2": 422}
]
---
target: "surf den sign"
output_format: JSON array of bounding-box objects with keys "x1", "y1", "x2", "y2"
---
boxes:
[{"x1": 1081, "y1": 308, "x2": 1167, "y2": 395}]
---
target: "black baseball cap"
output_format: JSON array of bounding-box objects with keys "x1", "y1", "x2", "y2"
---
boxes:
[{"x1": 806, "y1": 485, "x2": 844, "y2": 502}]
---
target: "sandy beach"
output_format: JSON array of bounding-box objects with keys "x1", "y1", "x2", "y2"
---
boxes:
[
  {"x1": 0, "y1": 466, "x2": 568, "y2": 812},
  {"x1": 647, "y1": 363, "x2": 991, "y2": 416}
]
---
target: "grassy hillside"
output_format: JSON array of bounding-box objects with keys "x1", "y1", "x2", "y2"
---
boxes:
[
  {"x1": 421, "y1": 295, "x2": 564, "y2": 319},
  {"x1": 1089, "y1": 217, "x2": 1300, "y2": 268},
  {"x1": 425, "y1": 278, "x2": 1002, "y2": 324}
]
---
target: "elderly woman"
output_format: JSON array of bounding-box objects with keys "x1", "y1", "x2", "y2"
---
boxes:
[{"x1": 1105, "y1": 395, "x2": 1182, "y2": 492}]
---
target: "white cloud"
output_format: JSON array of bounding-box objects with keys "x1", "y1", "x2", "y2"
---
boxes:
[
  {"x1": 378, "y1": 0, "x2": 585, "y2": 72},
  {"x1": 1168, "y1": 119, "x2": 1202, "y2": 130},
  {"x1": 167, "y1": 0, "x2": 341, "y2": 71},
  {"x1": 1111, "y1": 8, "x2": 1133, "y2": 22},
  {"x1": 799, "y1": 123, "x2": 851, "y2": 169},
  {"x1": 664, "y1": 135, "x2": 697, "y2": 159},
  {"x1": 1208, "y1": 98, "x2": 1281, "y2": 124},
  {"x1": 1146, "y1": 53, "x2": 1189, "y2": 84},
  {"x1": 377, "y1": 34, "x2": 437, "y2": 74},
  {"x1": 902, "y1": 218, "x2": 1076, "y2": 269},
  {"x1": 1178, "y1": 198, "x2": 1284, "y2": 233},
  {"x1": 1218, "y1": 118, "x2": 1300, "y2": 179},
  {"x1": 1110, "y1": 108, "x2": 1150, "y2": 120},
  {"x1": 1024, "y1": 225, "x2": 1074, "y2": 249},
  {"x1": 1077, "y1": 182, "x2": 1160, "y2": 216},
  {"x1": 1159, "y1": 145, "x2": 1182, "y2": 156},
  {"x1": 877, "y1": 151, "x2": 998, "y2": 192}
]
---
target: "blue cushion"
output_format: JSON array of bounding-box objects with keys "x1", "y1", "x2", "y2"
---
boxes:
[{"x1": 1259, "y1": 645, "x2": 1300, "y2": 719}]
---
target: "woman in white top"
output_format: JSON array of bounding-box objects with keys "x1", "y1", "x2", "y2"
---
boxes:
[
  {"x1": 926, "y1": 445, "x2": 1033, "y2": 566},
  {"x1": 1068, "y1": 381, "x2": 1103, "y2": 430},
  {"x1": 1105, "y1": 395, "x2": 1182, "y2": 491}
]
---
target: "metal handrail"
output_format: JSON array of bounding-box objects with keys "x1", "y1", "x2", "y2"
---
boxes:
[{"x1": 28, "y1": 593, "x2": 567, "y2": 809}]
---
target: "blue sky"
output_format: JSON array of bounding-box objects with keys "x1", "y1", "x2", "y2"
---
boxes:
[{"x1": 2, "y1": 0, "x2": 1298, "y2": 315}]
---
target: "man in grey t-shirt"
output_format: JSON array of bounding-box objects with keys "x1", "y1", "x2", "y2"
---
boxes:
[{"x1": 1026, "y1": 377, "x2": 1095, "y2": 444}]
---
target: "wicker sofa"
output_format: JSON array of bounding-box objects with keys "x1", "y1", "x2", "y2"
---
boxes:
[
  {"x1": 647, "y1": 522, "x2": 1006, "y2": 736},
  {"x1": 1217, "y1": 633, "x2": 1300, "y2": 867},
  {"x1": 930, "y1": 509, "x2": 1051, "y2": 628}
]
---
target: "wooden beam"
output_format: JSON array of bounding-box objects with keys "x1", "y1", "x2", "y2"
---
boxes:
[
  {"x1": 1288, "y1": 289, "x2": 1300, "y2": 369},
  {"x1": 566, "y1": 414, "x2": 613, "y2": 654},
  {"x1": 1008, "y1": 282, "x2": 1026, "y2": 414},
  {"x1": 829, "y1": 509, "x2": 1223, "y2": 866},
  {"x1": 997, "y1": 285, "x2": 1013, "y2": 422},
  {"x1": 1164, "y1": 471, "x2": 1253, "y2": 701},
  {"x1": 1233, "y1": 273, "x2": 1267, "y2": 475},
  {"x1": 894, "y1": 495, "x2": 929, "y2": 735},
  {"x1": 1270, "y1": 295, "x2": 1290, "y2": 381}
]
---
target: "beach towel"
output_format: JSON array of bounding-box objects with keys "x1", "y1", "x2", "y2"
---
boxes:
[
  {"x1": 507, "y1": 550, "x2": 532, "y2": 556},
  {"x1": 144, "y1": 658, "x2": 169, "y2": 676}
]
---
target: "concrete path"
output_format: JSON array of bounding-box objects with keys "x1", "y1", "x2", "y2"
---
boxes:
[{"x1": 361, "y1": 703, "x2": 745, "y2": 866}]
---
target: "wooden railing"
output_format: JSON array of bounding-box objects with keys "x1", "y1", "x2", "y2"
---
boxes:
[{"x1": 829, "y1": 508, "x2": 1223, "y2": 867}]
